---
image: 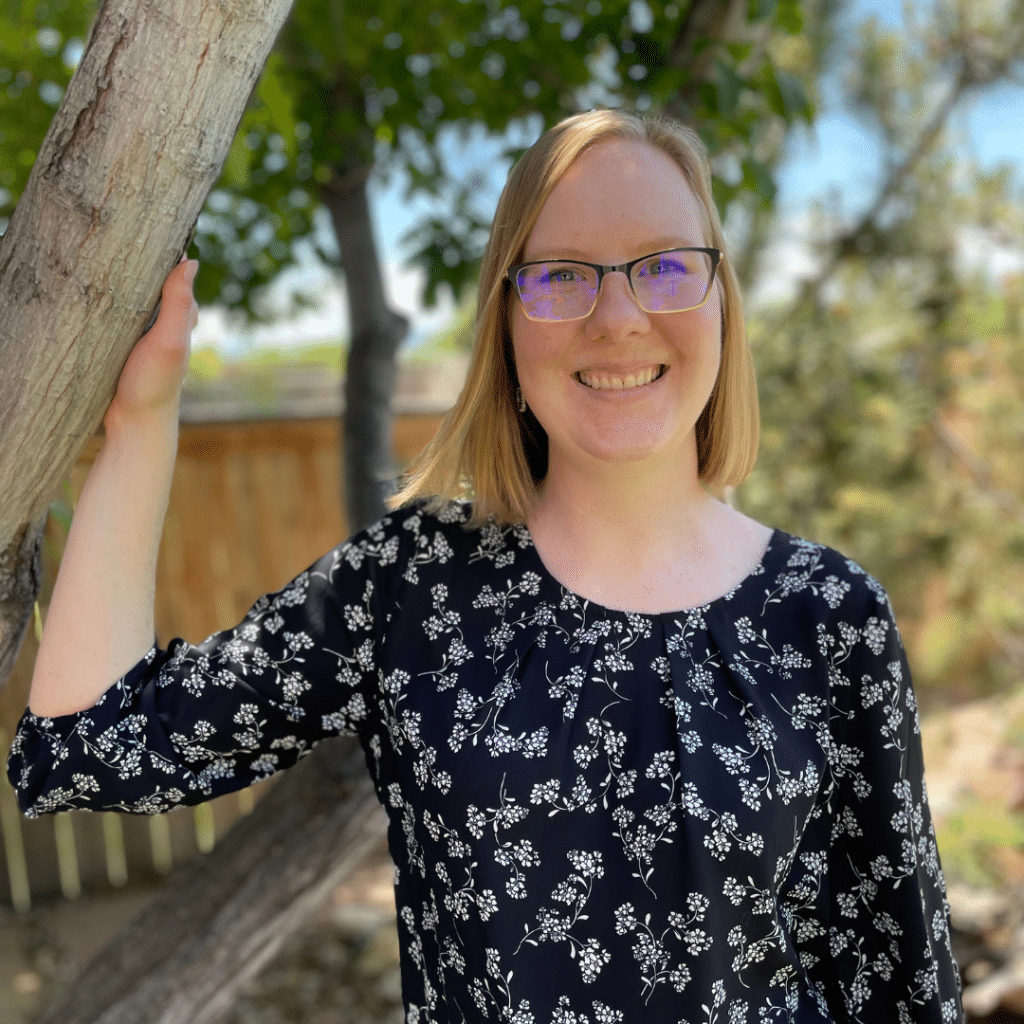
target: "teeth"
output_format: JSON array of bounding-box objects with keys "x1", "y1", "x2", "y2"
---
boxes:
[{"x1": 577, "y1": 365, "x2": 664, "y2": 391}]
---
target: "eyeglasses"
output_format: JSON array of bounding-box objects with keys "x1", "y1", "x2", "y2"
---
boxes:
[{"x1": 507, "y1": 247, "x2": 721, "y2": 323}]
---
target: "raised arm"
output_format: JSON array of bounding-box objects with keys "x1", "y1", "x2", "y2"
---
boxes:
[
  {"x1": 29, "y1": 257, "x2": 198, "y2": 718},
  {"x1": 10, "y1": 254, "x2": 393, "y2": 814}
]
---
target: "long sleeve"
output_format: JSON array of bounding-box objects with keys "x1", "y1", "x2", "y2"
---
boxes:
[
  {"x1": 6, "y1": 525, "x2": 397, "y2": 817},
  {"x1": 815, "y1": 579, "x2": 964, "y2": 1022}
]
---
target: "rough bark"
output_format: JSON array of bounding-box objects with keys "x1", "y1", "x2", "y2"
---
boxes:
[
  {"x1": 33, "y1": 737, "x2": 387, "y2": 1024},
  {"x1": 0, "y1": 0, "x2": 297, "y2": 696},
  {"x1": 322, "y1": 164, "x2": 410, "y2": 533}
]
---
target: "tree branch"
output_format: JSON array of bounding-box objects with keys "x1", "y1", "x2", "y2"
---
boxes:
[{"x1": 927, "y1": 411, "x2": 1024, "y2": 523}]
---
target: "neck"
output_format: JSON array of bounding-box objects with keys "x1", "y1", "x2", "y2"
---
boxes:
[{"x1": 527, "y1": 446, "x2": 720, "y2": 571}]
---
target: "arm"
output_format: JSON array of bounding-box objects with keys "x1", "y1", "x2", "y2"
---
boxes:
[
  {"x1": 9, "y1": 537, "x2": 382, "y2": 816},
  {"x1": 11, "y1": 258, "x2": 387, "y2": 816},
  {"x1": 820, "y1": 584, "x2": 964, "y2": 1022},
  {"x1": 29, "y1": 257, "x2": 198, "y2": 718}
]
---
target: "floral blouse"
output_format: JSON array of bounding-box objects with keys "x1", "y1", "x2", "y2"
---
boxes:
[{"x1": 8, "y1": 499, "x2": 963, "y2": 1023}]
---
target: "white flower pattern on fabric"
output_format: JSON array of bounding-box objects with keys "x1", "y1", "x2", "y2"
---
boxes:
[{"x1": 7, "y1": 500, "x2": 963, "y2": 1023}]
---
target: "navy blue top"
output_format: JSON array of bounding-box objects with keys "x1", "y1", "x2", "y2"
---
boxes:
[{"x1": 8, "y1": 499, "x2": 964, "y2": 1023}]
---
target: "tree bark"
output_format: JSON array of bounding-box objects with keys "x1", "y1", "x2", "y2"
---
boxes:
[
  {"x1": 322, "y1": 163, "x2": 410, "y2": 533},
  {"x1": 34, "y1": 737, "x2": 387, "y2": 1024},
  {"x1": 0, "y1": 0, "x2": 297, "y2": 696}
]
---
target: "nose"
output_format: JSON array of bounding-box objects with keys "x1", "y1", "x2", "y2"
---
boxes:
[{"x1": 587, "y1": 270, "x2": 650, "y2": 331}]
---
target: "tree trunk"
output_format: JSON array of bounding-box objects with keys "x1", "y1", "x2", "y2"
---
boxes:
[
  {"x1": 34, "y1": 737, "x2": 387, "y2": 1024},
  {"x1": 663, "y1": 0, "x2": 748, "y2": 129},
  {"x1": 321, "y1": 163, "x2": 410, "y2": 533},
  {"x1": 0, "y1": 0, "x2": 297, "y2": 696}
]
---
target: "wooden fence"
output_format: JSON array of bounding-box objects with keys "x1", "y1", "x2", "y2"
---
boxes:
[{"x1": 0, "y1": 406, "x2": 447, "y2": 910}]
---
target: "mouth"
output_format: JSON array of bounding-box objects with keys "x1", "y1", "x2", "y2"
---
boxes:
[{"x1": 574, "y1": 364, "x2": 668, "y2": 391}]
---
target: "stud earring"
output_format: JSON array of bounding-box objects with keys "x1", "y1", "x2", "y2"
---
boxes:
[{"x1": 516, "y1": 387, "x2": 526, "y2": 413}]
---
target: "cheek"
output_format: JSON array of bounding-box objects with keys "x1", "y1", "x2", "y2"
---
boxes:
[
  {"x1": 511, "y1": 313, "x2": 564, "y2": 377},
  {"x1": 689, "y1": 286, "x2": 724, "y2": 355}
]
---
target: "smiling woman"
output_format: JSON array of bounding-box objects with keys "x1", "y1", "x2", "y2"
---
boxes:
[
  {"x1": 388, "y1": 110, "x2": 758, "y2": 531},
  {"x1": 9, "y1": 109, "x2": 965, "y2": 1024}
]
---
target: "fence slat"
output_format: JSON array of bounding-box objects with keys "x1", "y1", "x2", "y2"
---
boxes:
[
  {"x1": 194, "y1": 802, "x2": 215, "y2": 854},
  {"x1": 0, "y1": 727, "x2": 31, "y2": 911},
  {"x1": 149, "y1": 812, "x2": 173, "y2": 875},
  {"x1": 238, "y1": 787, "x2": 254, "y2": 816},
  {"x1": 53, "y1": 812, "x2": 82, "y2": 899},
  {"x1": 102, "y1": 812, "x2": 128, "y2": 887}
]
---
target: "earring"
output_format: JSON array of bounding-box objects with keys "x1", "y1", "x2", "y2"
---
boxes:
[{"x1": 516, "y1": 387, "x2": 526, "y2": 413}]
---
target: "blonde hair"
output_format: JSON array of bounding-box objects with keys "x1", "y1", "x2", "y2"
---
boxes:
[{"x1": 386, "y1": 108, "x2": 759, "y2": 530}]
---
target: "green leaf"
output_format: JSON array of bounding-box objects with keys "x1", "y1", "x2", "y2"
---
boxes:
[
  {"x1": 747, "y1": 0, "x2": 777, "y2": 25},
  {"x1": 713, "y1": 59, "x2": 745, "y2": 118},
  {"x1": 774, "y1": 65, "x2": 814, "y2": 123},
  {"x1": 742, "y1": 156, "x2": 776, "y2": 207},
  {"x1": 776, "y1": 0, "x2": 804, "y2": 34},
  {"x1": 711, "y1": 175, "x2": 740, "y2": 219},
  {"x1": 222, "y1": 133, "x2": 253, "y2": 190},
  {"x1": 255, "y1": 54, "x2": 299, "y2": 160}
]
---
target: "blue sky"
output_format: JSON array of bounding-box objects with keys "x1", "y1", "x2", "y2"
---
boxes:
[{"x1": 193, "y1": 0, "x2": 1024, "y2": 358}]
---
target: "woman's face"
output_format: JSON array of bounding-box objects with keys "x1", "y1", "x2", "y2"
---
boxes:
[{"x1": 510, "y1": 138, "x2": 723, "y2": 477}]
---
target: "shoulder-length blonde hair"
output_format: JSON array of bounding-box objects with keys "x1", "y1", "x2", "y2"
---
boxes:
[{"x1": 386, "y1": 108, "x2": 759, "y2": 530}]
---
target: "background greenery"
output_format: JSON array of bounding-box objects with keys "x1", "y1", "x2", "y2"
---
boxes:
[
  {"x1": 3, "y1": 0, "x2": 1021, "y2": 707},
  {"x1": 2, "y1": 0, "x2": 1023, "y2": 890}
]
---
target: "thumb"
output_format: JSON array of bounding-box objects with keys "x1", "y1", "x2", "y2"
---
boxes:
[
  {"x1": 169, "y1": 256, "x2": 199, "y2": 313},
  {"x1": 149, "y1": 258, "x2": 199, "y2": 347}
]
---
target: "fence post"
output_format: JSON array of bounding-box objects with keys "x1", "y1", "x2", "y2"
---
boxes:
[{"x1": 0, "y1": 727, "x2": 31, "y2": 911}]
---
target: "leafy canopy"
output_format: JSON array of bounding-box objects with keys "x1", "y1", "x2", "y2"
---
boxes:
[{"x1": 0, "y1": 0, "x2": 813, "y2": 320}]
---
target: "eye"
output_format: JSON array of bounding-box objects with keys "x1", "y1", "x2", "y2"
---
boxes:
[
  {"x1": 545, "y1": 264, "x2": 586, "y2": 284},
  {"x1": 645, "y1": 254, "x2": 688, "y2": 276}
]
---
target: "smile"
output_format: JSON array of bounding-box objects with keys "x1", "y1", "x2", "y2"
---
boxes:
[{"x1": 574, "y1": 364, "x2": 667, "y2": 391}]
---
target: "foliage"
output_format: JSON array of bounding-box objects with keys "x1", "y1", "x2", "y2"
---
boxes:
[
  {"x1": 737, "y1": 0, "x2": 1024, "y2": 705},
  {"x1": 0, "y1": 0, "x2": 96, "y2": 209},
  {"x1": 220, "y1": 0, "x2": 817, "y2": 312},
  {"x1": 186, "y1": 340, "x2": 347, "y2": 381},
  {"x1": 402, "y1": 286, "x2": 478, "y2": 363},
  {"x1": 935, "y1": 793, "x2": 1024, "y2": 888},
  {"x1": 0, "y1": 0, "x2": 816, "y2": 322}
]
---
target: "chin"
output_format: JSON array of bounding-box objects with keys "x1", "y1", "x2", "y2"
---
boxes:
[{"x1": 574, "y1": 431, "x2": 682, "y2": 466}]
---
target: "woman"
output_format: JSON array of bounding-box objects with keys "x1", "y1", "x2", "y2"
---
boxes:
[{"x1": 9, "y1": 109, "x2": 964, "y2": 1023}]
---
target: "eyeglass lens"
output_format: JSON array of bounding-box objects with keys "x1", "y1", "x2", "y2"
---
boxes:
[{"x1": 515, "y1": 250, "x2": 714, "y2": 322}]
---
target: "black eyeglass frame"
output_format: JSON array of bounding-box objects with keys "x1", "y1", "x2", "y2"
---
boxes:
[{"x1": 506, "y1": 246, "x2": 722, "y2": 322}]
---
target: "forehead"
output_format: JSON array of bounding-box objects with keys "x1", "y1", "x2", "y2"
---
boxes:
[{"x1": 525, "y1": 139, "x2": 708, "y2": 260}]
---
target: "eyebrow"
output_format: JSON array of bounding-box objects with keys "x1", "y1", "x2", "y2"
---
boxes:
[{"x1": 524, "y1": 239, "x2": 706, "y2": 262}]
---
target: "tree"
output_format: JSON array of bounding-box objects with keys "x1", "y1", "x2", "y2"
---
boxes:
[
  {"x1": 0, "y1": 0, "x2": 297, "y2": 701},
  {"x1": 735, "y1": 0, "x2": 1024, "y2": 707}
]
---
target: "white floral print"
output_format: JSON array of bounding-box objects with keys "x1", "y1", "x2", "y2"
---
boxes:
[{"x1": 7, "y1": 499, "x2": 963, "y2": 1022}]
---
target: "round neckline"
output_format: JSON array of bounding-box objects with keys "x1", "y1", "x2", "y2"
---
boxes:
[{"x1": 521, "y1": 523, "x2": 783, "y2": 618}]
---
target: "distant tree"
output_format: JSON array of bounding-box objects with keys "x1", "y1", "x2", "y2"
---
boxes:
[{"x1": 737, "y1": 0, "x2": 1024, "y2": 705}]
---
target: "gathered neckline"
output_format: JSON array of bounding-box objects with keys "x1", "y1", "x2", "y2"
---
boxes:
[{"x1": 520, "y1": 523, "x2": 783, "y2": 618}]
